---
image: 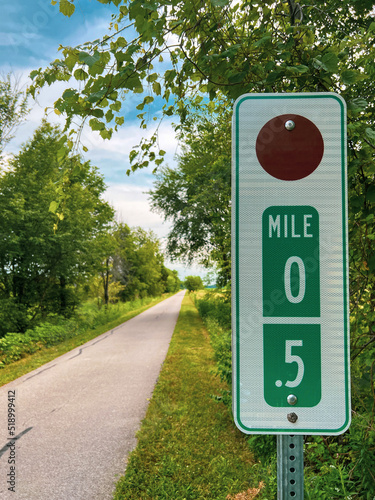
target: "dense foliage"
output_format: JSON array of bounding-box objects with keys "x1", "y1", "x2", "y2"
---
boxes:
[
  {"x1": 107, "y1": 223, "x2": 181, "y2": 302},
  {"x1": 0, "y1": 121, "x2": 114, "y2": 335},
  {"x1": 184, "y1": 275, "x2": 204, "y2": 292},
  {"x1": 30, "y1": 1, "x2": 375, "y2": 170}
]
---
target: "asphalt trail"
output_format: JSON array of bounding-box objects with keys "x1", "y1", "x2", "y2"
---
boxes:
[{"x1": 0, "y1": 291, "x2": 185, "y2": 499}]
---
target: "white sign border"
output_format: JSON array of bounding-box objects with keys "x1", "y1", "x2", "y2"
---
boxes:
[{"x1": 232, "y1": 92, "x2": 351, "y2": 435}]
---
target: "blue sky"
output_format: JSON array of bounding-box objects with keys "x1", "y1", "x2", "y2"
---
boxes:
[{"x1": 0, "y1": 0, "x2": 207, "y2": 280}]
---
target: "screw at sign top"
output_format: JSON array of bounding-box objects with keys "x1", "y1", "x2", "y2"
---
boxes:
[{"x1": 285, "y1": 120, "x2": 295, "y2": 131}]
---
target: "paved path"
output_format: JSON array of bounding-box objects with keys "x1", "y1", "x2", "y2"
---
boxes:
[{"x1": 0, "y1": 291, "x2": 185, "y2": 499}]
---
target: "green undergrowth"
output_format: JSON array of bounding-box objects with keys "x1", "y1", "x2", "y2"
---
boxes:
[
  {"x1": 113, "y1": 293, "x2": 264, "y2": 500},
  {"x1": 0, "y1": 294, "x2": 172, "y2": 387},
  {"x1": 193, "y1": 290, "x2": 375, "y2": 499}
]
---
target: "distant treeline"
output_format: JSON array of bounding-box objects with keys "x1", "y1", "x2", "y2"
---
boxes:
[{"x1": 0, "y1": 120, "x2": 180, "y2": 337}]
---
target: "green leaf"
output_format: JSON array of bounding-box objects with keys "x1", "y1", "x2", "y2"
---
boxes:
[
  {"x1": 293, "y1": 65, "x2": 309, "y2": 74},
  {"x1": 312, "y1": 58, "x2": 324, "y2": 70},
  {"x1": 62, "y1": 89, "x2": 77, "y2": 99},
  {"x1": 129, "y1": 150, "x2": 138, "y2": 162},
  {"x1": 110, "y1": 101, "x2": 122, "y2": 112},
  {"x1": 89, "y1": 118, "x2": 106, "y2": 131},
  {"x1": 147, "y1": 73, "x2": 158, "y2": 83},
  {"x1": 89, "y1": 51, "x2": 111, "y2": 77},
  {"x1": 65, "y1": 53, "x2": 79, "y2": 72},
  {"x1": 366, "y1": 185, "x2": 375, "y2": 203},
  {"x1": 57, "y1": 145, "x2": 69, "y2": 161},
  {"x1": 49, "y1": 201, "x2": 58, "y2": 213},
  {"x1": 348, "y1": 98, "x2": 367, "y2": 112},
  {"x1": 100, "y1": 129, "x2": 112, "y2": 140},
  {"x1": 211, "y1": 0, "x2": 229, "y2": 5},
  {"x1": 115, "y1": 116, "x2": 124, "y2": 126},
  {"x1": 59, "y1": 0, "x2": 75, "y2": 17},
  {"x1": 105, "y1": 110, "x2": 114, "y2": 123},
  {"x1": 321, "y1": 52, "x2": 339, "y2": 73},
  {"x1": 365, "y1": 128, "x2": 375, "y2": 142},
  {"x1": 90, "y1": 109, "x2": 104, "y2": 118},
  {"x1": 78, "y1": 51, "x2": 100, "y2": 67},
  {"x1": 152, "y1": 81, "x2": 161, "y2": 95},
  {"x1": 86, "y1": 90, "x2": 107, "y2": 103},
  {"x1": 74, "y1": 68, "x2": 88, "y2": 81},
  {"x1": 341, "y1": 70, "x2": 358, "y2": 85},
  {"x1": 287, "y1": 65, "x2": 309, "y2": 74},
  {"x1": 164, "y1": 70, "x2": 177, "y2": 83}
]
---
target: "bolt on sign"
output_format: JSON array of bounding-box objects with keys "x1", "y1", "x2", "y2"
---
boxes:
[{"x1": 231, "y1": 93, "x2": 350, "y2": 435}]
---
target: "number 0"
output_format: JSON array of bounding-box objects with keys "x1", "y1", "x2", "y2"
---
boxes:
[{"x1": 284, "y1": 256, "x2": 306, "y2": 303}]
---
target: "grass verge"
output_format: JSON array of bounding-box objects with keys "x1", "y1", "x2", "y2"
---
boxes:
[
  {"x1": 0, "y1": 294, "x2": 172, "y2": 387},
  {"x1": 113, "y1": 293, "x2": 264, "y2": 500}
]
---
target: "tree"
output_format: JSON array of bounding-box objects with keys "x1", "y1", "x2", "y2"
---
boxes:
[
  {"x1": 162, "y1": 267, "x2": 181, "y2": 293},
  {"x1": 150, "y1": 108, "x2": 231, "y2": 285},
  {"x1": 0, "y1": 121, "x2": 114, "y2": 334},
  {"x1": 184, "y1": 275, "x2": 204, "y2": 292},
  {"x1": 111, "y1": 223, "x2": 166, "y2": 301},
  {"x1": 86, "y1": 224, "x2": 179, "y2": 304},
  {"x1": 0, "y1": 73, "x2": 28, "y2": 155}
]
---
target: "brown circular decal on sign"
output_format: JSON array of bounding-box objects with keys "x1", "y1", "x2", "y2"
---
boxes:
[{"x1": 255, "y1": 114, "x2": 324, "y2": 181}]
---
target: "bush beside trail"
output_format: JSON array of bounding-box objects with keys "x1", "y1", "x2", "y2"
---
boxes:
[{"x1": 0, "y1": 296, "x2": 167, "y2": 367}]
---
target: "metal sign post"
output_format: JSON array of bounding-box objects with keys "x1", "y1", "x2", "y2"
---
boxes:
[
  {"x1": 231, "y1": 93, "x2": 350, "y2": 496},
  {"x1": 277, "y1": 435, "x2": 304, "y2": 498}
]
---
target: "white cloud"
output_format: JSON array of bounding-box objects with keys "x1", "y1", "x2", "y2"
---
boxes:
[{"x1": 103, "y1": 183, "x2": 170, "y2": 236}]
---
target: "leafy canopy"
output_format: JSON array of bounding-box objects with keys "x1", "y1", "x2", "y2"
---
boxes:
[{"x1": 29, "y1": 0, "x2": 375, "y2": 171}]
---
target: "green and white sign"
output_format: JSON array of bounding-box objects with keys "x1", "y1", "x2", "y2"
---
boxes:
[{"x1": 232, "y1": 93, "x2": 350, "y2": 435}]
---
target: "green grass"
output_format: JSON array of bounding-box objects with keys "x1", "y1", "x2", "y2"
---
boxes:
[
  {"x1": 113, "y1": 294, "x2": 264, "y2": 500},
  {"x1": 0, "y1": 295, "x2": 171, "y2": 387}
]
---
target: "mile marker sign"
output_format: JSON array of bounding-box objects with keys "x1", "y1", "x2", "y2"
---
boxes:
[{"x1": 232, "y1": 93, "x2": 350, "y2": 435}]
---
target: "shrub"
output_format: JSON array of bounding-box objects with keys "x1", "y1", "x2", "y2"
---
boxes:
[{"x1": 0, "y1": 295, "x2": 163, "y2": 367}]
